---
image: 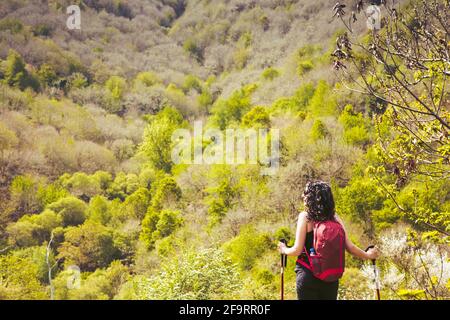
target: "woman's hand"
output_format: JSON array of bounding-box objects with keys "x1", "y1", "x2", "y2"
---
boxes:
[
  {"x1": 278, "y1": 242, "x2": 287, "y2": 255},
  {"x1": 366, "y1": 247, "x2": 380, "y2": 260}
]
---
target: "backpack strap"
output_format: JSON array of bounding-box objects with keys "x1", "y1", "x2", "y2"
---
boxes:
[{"x1": 296, "y1": 246, "x2": 313, "y2": 271}]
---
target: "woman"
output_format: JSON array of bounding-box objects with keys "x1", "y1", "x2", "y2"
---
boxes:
[{"x1": 278, "y1": 181, "x2": 380, "y2": 300}]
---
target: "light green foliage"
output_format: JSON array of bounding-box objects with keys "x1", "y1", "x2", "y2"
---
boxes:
[
  {"x1": 297, "y1": 60, "x2": 313, "y2": 76},
  {"x1": 132, "y1": 248, "x2": 241, "y2": 299},
  {"x1": 307, "y1": 80, "x2": 337, "y2": 117},
  {"x1": 9, "y1": 175, "x2": 41, "y2": 215},
  {"x1": 182, "y1": 74, "x2": 202, "y2": 93},
  {"x1": 47, "y1": 196, "x2": 87, "y2": 227},
  {"x1": 106, "y1": 172, "x2": 139, "y2": 200},
  {"x1": 37, "y1": 63, "x2": 57, "y2": 87},
  {"x1": 57, "y1": 222, "x2": 120, "y2": 271},
  {"x1": 140, "y1": 209, "x2": 182, "y2": 249},
  {"x1": 211, "y1": 84, "x2": 257, "y2": 130},
  {"x1": 197, "y1": 89, "x2": 213, "y2": 110},
  {"x1": 0, "y1": 254, "x2": 47, "y2": 299},
  {"x1": 310, "y1": 119, "x2": 328, "y2": 141},
  {"x1": 205, "y1": 167, "x2": 239, "y2": 227},
  {"x1": 54, "y1": 260, "x2": 129, "y2": 300},
  {"x1": 134, "y1": 71, "x2": 160, "y2": 88},
  {"x1": 0, "y1": 121, "x2": 19, "y2": 155},
  {"x1": 87, "y1": 195, "x2": 112, "y2": 225},
  {"x1": 294, "y1": 82, "x2": 316, "y2": 109},
  {"x1": 68, "y1": 72, "x2": 88, "y2": 89},
  {"x1": 261, "y1": 67, "x2": 280, "y2": 81},
  {"x1": 295, "y1": 45, "x2": 321, "y2": 76},
  {"x1": 121, "y1": 187, "x2": 151, "y2": 220},
  {"x1": 151, "y1": 176, "x2": 181, "y2": 210},
  {"x1": 375, "y1": 180, "x2": 450, "y2": 233},
  {"x1": 241, "y1": 106, "x2": 270, "y2": 128},
  {"x1": 61, "y1": 172, "x2": 102, "y2": 200},
  {"x1": 223, "y1": 226, "x2": 272, "y2": 270},
  {"x1": 337, "y1": 178, "x2": 384, "y2": 235},
  {"x1": 36, "y1": 183, "x2": 68, "y2": 208},
  {"x1": 274, "y1": 227, "x2": 293, "y2": 245},
  {"x1": 105, "y1": 76, "x2": 127, "y2": 100},
  {"x1": 339, "y1": 105, "x2": 370, "y2": 146},
  {"x1": 7, "y1": 209, "x2": 62, "y2": 247},
  {"x1": 140, "y1": 107, "x2": 184, "y2": 172},
  {"x1": 12, "y1": 245, "x2": 55, "y2": 283}
]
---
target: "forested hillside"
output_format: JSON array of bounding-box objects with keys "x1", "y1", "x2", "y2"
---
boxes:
[{"x1": 0, "y1": 0, "x2": 448, "y2": 300}]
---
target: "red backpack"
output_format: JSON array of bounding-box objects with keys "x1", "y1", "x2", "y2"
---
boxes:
[{"x1": 296, "y1": 218, "x2": 346, "y2": 282}]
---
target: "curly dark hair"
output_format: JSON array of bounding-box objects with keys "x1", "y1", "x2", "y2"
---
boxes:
[{"x1": 303, "y1": 181, "x2": 336, "y2": 222}]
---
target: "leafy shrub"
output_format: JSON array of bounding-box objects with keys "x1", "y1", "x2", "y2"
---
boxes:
[
  {"x1": 242, "y1": 106, "x2": 270, "y2": 128},
  {"x1": 140, "y1": 107, "x2": 184, "y2": 172},
  {"x1": 310, "y1": 119, "x2": 328, "y2": 141},
  {"x1": 57, "y1": 222, "x2": 120, "y2": 271},
  {"x1": 47, "y1": 196, "x2": 87, "y2": 227},
  {"x1": 140, "y1": 209, "x2": 182, "y2": 249},
  {"x1": 261, "y1": 67, "x2": 280, "y2": 81},
  {"x1": 3, "y1": 50, "x2": 40, "y2": 92},
  {"x1": 297, "y1": 60, "x2": 313, "y2": 76},
  {"x1": 183, "y1": 38, "x2": 202, "y2": 62},
  {"x1": 339, "y1": 105, "x2": 370, "y2": 146},
  {"x1": 131, "y1": 248, "x2": 241, "y2": 299},
  {"x1": 0, "y1": 254, "x2": 46, "y2": 299},
  {"x1": 0, "y1": 18, "x2": 23, "y2": 34},
  {"x1": 211, "y1": 84, "x2": 257, "y2": 130},
  {"x1": 54, "y1": 260, "x2": 129, "y2": 300},
  {"x1": 133, "y1": 72, "x2": 160, "y2": 88},
  {"x1": 7, "y1": 209, "x2": 62, "y2": 247},
  {"x1": 87, "y1": 195, "x2": 112, "y2": 225},
  {"x1": 223, "y1": 226, "x2": 272, "y2": 270}
]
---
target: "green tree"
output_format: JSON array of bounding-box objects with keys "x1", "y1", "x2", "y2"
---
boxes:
[
  {"x1": 57, "y1": 222, "x2": 120, "y2": 271},
  {"x1": 3, "y1": 50, "x2": 39, "y2": 91},
  {"x1": 47, "y1": 196, "x2": 87, "y2": 227},
  {"x1": 37, "y1": 63, "x2": 57, "y2": 87},
  {"x1": 140, "y1": 107, "x2": 184, "y2": 172},
  {"x1": 140, "y1": 207, "x2": 182, "y2": 249},
  {"x1": 310, "y1": 119, "x2": 328, "y2": 141},
  {"x1": 87, "y1": 195, "x2": 112, "y2": 225},
  {"x1": 307, "y1": 80, "x2": 337, "y2": 117},
  {"x1": 7, "y1": 209, "x2": 62, "y2": 247}
]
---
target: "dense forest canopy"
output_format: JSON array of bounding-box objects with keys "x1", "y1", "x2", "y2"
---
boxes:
[{"x1": 0, "y1": 0, "x2": 448, "y2": 300}]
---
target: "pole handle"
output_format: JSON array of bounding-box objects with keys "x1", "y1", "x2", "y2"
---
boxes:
[{"x1": 365, "y1": 244, "x2": 376, "y2": 264}]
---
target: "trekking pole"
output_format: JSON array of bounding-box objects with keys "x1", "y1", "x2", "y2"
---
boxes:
[
  {"x1": 365, "y1": 245, "x2": 381, "y2": 300},
  {"x1": 280, "y1": 239, "x2": 288, "y2": 300}
]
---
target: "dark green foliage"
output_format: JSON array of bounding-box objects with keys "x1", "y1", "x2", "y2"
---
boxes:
[
  {"x1": 3, "y1": 51, "x2": 40, "y2": 92},
  {"x1": 57, "y1": 222, "x2": 120, "y2": 271},
  {"x1": 47, "y1": 196, "x2": 87, "y2": 227}
]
